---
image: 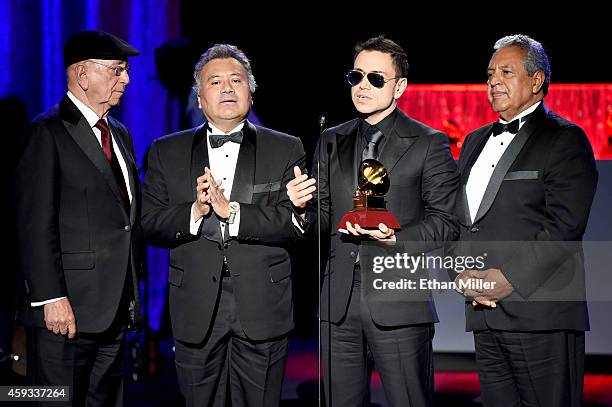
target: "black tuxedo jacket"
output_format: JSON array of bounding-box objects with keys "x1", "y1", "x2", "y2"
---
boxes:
[
  {"x1": 14, "y1": 95, "x2": 143, "y2": 333},
  {"x1": 456, "y1": 103, "x2": 598, "y2": 332},
  {"x1": 306, "y1": 109, "x2": 460, "y2": 326},
  {"x1": 142, "y1": 121, "x2": 305, "y2": 344}
]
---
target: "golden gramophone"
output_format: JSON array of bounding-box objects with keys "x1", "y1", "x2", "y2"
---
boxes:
[{"x1": 338, "y1": 159, "x2": 401, "y2": 230}]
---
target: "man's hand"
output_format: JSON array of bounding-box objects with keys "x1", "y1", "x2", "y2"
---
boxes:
[
  {"x1": 462, "y1": 268, "x2": 514, "y2": 307},
  {"x1": 193, "y1": 167, "x2": 213, "y2": 220},
  {"x1": 205, "y1": 168, "x2": 230, "y2": 219},
  {"x1": 456, "y1": 270, "x2": 496, "y2": 308},
  {"x1": 43, "y1": 298, "x2": 76, "y2": 338},
  {"x1": 286, "y1": 166, "x2": 316, "y2": 219},
  {"x1": 339, "y1": 222, "x2": 396, "y2": 243}
]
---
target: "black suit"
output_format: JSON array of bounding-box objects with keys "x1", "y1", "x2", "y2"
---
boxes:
[
  {"x1": 142, "y1": 121, "x2": 305, "y2": 406},
  {"x1": 456, "y1": 103, "x2": 598, "y2": 406},
  {"x1": 305, "y1": 108, "x2": 459, "y2": 406},
  {"x1": 14, "y1": 95, "x2": 142, "y2": 406}
]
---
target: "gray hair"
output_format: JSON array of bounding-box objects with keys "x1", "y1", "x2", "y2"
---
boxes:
[
  {"x1": 193, "y1": 44, "x2": 257, "y2": 95},
  {"x1": 494, "y1": 34, "x2": 551, "y2": 95}
]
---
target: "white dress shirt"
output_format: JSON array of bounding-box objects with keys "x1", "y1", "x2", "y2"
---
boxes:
[
  {"x1": 32, "y1": 91, "x2": 133, "y2": 307},
  {"x1": 466, "y1": 101, "x2": 541, "y2": 223},
  {"x1": 190, "y1": 122, "x2": 243, "y2": 238}
]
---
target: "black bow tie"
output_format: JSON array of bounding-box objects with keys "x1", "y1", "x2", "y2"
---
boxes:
[
  {"x1": 209, "y1": 131, "x2": 243, "y2": 148},
  {"x1": 491, "y1": 119, "x2": 520, "y2": 137}
]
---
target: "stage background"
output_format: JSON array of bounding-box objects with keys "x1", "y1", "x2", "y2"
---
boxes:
[{"x1": 1, "y1": 4, "x2": 611, "y2": 354}]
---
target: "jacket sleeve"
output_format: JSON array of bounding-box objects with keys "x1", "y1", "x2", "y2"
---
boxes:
[
  {"x1": 300, "y1": 130, "x2": 333, "y2": 242},
  {"x1": 15, "y1": 122, "x2": 67, "y2": 302},
  {"x1": 501, "y1": 125, "x2": 598, "y2": 298},
  {"x1": 237, "y1": 137, "x2": 307, "y2": 245},
  {"x1": 396, "y1": 132, "x2": 460, "y2": 244},
  {"x1": 141, "y1": 139, "x2": 199, "y2": 248}
]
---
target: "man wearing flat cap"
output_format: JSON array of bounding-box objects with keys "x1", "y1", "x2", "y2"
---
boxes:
[{"x1": 14, "y1": 29, "x2": 142, "y2": 406}]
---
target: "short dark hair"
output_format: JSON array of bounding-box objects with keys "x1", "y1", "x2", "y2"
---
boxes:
[
  {"x1": 193, "y1": 43, "x2": 257, "y2": 95},
  {"x1": 494, "y1": 34, "x2": 551, "y2": 96},
  {"x1": 354, "y1": 35, "x2": 409, "y2": 78}
]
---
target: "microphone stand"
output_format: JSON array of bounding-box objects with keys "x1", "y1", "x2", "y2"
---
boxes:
[
  {"x1": 317, "y1": 114, "x2": 325, "y2": 407},
  {"x1": 325, "y1": 141, "x2": 333, "y2": 407}
]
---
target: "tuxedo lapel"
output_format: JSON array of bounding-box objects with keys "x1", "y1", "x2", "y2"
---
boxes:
[
  {"x1": 472, "y1": 105, "x2": 544, "y2": 224},
  {"x1": 460, "y1": 127, "x2": 493, "y2": 183},
  {"x1": 229, "y1": 121, "x2": 255, "y2": 204},
  {"x1": 335, "y1": 121, "x2": 358, "y2": 193},
  {"x1": 190, "y1": 123, "x2": 209, "y2": 201},
  {"x1": 457, "y1": 127, "x2": 492, "y2": 226},
  {"x1": 190, "y1": 123, "x2": 222, "y2": 244},
  {"x1": 59, "y1": 97, "x2": 129, "y2": 219}
]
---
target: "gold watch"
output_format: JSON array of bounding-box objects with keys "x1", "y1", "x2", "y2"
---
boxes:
[{"x1": 227, "y1": 201, "x2": 240, "y2": 224}]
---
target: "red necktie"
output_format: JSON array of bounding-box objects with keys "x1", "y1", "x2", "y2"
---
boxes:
[{"x1": 95, "y1": 119, "x2": 130, "y2": 209}]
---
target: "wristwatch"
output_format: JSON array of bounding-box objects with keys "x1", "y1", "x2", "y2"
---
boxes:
[{"x1": 227, "y1": 201, "x2": 240, "y2": 224}]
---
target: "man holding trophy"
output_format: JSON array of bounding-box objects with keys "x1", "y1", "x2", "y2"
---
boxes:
[{"x1": 287, "y1": 35, "x2": 459, "y2": 407}]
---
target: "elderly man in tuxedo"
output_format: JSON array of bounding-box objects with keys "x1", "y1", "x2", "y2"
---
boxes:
[
  {"x1": 454, "y1": 34, "x2": 597, "y2": 407},
  {"x1": 15, "y1": 30, "x2": 142, "y2": 407}
]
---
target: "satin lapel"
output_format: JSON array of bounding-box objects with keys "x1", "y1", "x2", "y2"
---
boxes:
[
  {"x1": 457, "y1": 127, "x2": 492, "y2": 226},
  {"x1": 108, "y1": 118, "x2": 138, "y2": 221},
  {"x1": 60, "y1": 98, "x2": 128, "y2": 218},
  {"x1": 190, "y1": 123, "x2": 209, "y2": 201},
  {"x1": 473, "y1": 113, "x2": 541, "y2": 224},
  {"x1": 190, "y1": 123, "x2": 222, "y2": 243},
  {"x1": 229, "y1": 121, "x2": 255, "y2": 204},
  {"x1": 335, "y1": 122, "x2": 358, "y2": 193}
]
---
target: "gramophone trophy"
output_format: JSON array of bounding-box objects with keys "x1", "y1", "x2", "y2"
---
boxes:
[{"x1": 338, "y1": 159, "x2": 401, "y2": 230}]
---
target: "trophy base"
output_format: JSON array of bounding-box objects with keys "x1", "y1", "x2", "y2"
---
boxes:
[{"x1": 338, "y1": 209, "x2": 401, "y2": 230}]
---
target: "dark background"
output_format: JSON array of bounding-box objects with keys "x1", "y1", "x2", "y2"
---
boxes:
[{"x1": 179, "y1": 12, "x2": 610, "y2": 155}]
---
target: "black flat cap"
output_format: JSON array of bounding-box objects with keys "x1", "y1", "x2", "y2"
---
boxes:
[{"x1": 64, "y1": 30, "x2": 139, "y2": 68}]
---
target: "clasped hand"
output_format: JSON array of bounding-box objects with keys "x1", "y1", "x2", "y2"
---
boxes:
[
  {"x1": 456, "y1": 268, "x2": 514, "y2": 307},
  {"x1": 194, "y1": 167, "x2": 231, "y2": 220}
]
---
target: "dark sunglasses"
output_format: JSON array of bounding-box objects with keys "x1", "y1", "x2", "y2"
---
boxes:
[{"x1": 346, "y1": 70, "x2": 400, "y2": 88}]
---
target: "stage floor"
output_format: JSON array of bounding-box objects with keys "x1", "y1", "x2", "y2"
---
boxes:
[{"x1": 123, "y1": 338, "x2": 612, "y2": 407}]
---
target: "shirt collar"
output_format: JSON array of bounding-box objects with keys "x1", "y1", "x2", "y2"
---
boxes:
[
  {"x1": 207, "y1": 121, "x2": 245, "y2": 135},
  {"x1": 499, "y1": 101, "x2": 541, "y2": 124},
  {"x1": 359, "y1": 106, "x2": 398, "y2": 138},
  {"x1": 66, "y1": 91, "x2": 106, "y2": 128}
]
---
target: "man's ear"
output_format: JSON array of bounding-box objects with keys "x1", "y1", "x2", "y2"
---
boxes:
[
  {"x1": 394, "y1": 77, "x2": 408, "y2": 100},
  {"x1": 532, "y1": 71, "x2": 545, "y2": 94},
  {"x1": 75, "y1": 63, "x2": 89, "y2": 91}
]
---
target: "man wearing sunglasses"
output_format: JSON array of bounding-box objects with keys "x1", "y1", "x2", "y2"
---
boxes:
[
  {"x1": 14, "y1": 30, "x2": 142, "y2": 406},
  {"x1": 288, "y1": 36, "x2": 459, "y2": 406}
]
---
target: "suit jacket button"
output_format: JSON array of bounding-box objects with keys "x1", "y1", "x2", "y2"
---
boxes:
[
  {"x1": 350, "y1": 251, "x2": 356, "y2": 258},
  {"x1": 124, "y1": 225, "x2": 131, "y2": 232},
  {"x1": 470, "y1": 226, "x2": 479, "y2": 233},
  {"x1": 212, "y1": 276, "x2": 217, "y2": 282},
  {"x1": 175, "y1": 232, "x2": 182, "y2": 239},
  {"x1": 223, "y1": 242, "x2": 229, "y2": 248}
]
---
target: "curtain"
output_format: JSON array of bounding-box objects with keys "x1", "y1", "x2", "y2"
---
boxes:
[
  {"x1": 398, "y1": 84, "x2": 612, "y2": 159},
  {"x1": 0, "y1": 0, "x2": 180, "y2": 332}
]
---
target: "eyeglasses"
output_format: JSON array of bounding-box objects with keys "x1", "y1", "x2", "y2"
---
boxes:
[
  {"x1": 346, "y1": 70, "x2": 400, "y2": 88},
  {"x1": 88, "y1": 60, "x2": 131, "y2": 76}
]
